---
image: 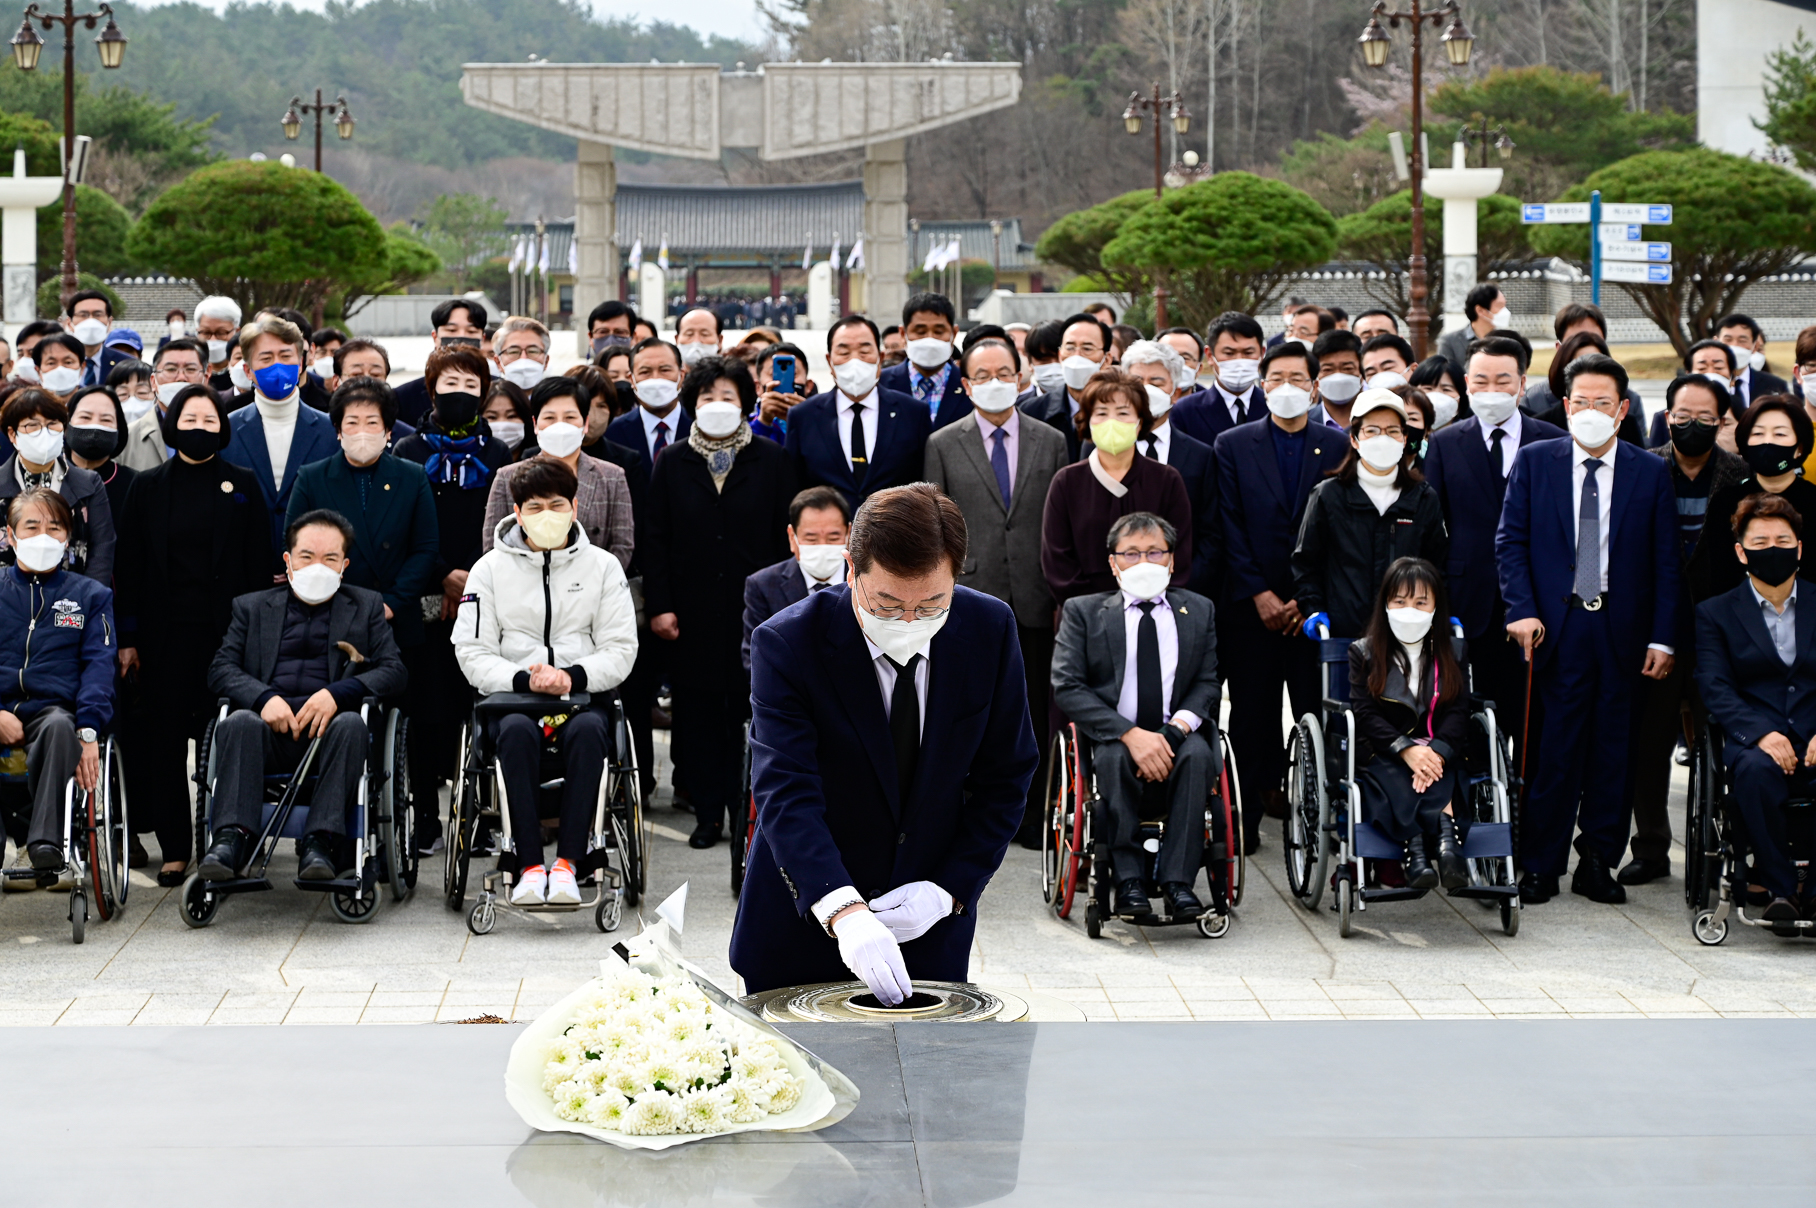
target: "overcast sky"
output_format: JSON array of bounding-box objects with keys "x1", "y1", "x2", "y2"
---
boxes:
[{"x1": 135, "y1": 0, "x2": 767, "y2": 46}]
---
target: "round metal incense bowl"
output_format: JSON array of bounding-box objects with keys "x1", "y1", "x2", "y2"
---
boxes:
[{"x1": 743, "y1": 980, "x2": 1029, "y2": 1023}]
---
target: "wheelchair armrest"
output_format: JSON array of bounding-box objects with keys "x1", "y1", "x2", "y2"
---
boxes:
[{"x1": 474, "y1": 691, "x2": 592, "y2": 716}]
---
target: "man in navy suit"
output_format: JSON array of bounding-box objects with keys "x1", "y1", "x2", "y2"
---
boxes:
[
  {"x1": 741, "y1": 485, "x2": 851, "y2": 670},
  {"x1": 64, "y1": 289, "x2": 134, "y2": 389},
  {"x1": 604, "y1": 338, "x2": 692, "y2": 481},
  {"x1": 730, "y1": 483, "x2": 1038, "y2": 1002},
  {"x1": 785, "y1": 315, "x2": 931, "y2": 516},
  {"x1": 223, "y1": 313, "x2": 339, "y2": 563},
  {"x1": 1170, "y1": 311, "x2": 1266, "y2": 449},
  {"x1": 1497, "y1": 353, "x2": 1680, "y2": 905},
  {"x1": 1422, "y1": 337, "x2": 1565, "y2": 746},
  {"x1": 878, "y1": 292, "x2": 972, "y2": 431},
  {"x1": 1694, "y1": 493, "x2": 1816, "y2": 920},
  {"x1": 1212, "y1": 340, "x2": 1348, "y2": 848},
  {"x1": 1018, "y1": 312, "x2": 1113, "y2": 462}
]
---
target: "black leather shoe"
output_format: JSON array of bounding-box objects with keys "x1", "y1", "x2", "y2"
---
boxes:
[
  {"x1": 26, "y1": 841, "x2": 63, "y2": 871},
  {"x1": 1403, "y1": 836, "x2": 1439, "y2": 890},
  {"x1": 1616, "y1": 856, "x2": 1671, "y2": 885},
  {"x1": 1570, "y1": 852, "x2": 1627, "y2": 904},
  {"x1": 155, "y1": 867, "x2": 187, "y2": 888},
  {"x1": 1160, "y1": 881, "x2": 1204, "y2": 918},
  {"x1": 1517, "y1": 870, "x2": 1559, "y2": 903},
  {"x1": 198, "y1": 828, "x2": 251, "y2": 881},
  {"x1": 297, "y1": 832, "x2": 339, "y2": 881},
  {"x1": 128, "y1": 835, "x2": 149, "y2": 869},
  {"x1": 1763, "y1": 896, "x2": 1800, "y2": 921},
  {"x1": 1262, "y1": 788, "x2": 1290, "y2": 820},
  {"x1": 1436, "y1": 815, "x2": 1469, "y2": 890},
  {"x1": 688, "y1": 823, "x2": 720, "y2": 850},
  {"x1": 1113, "y1": 879, "x2": 1152, "y2": 916}
]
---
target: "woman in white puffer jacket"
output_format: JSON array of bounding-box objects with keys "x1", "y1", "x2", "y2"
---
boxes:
[{"x1": 455, "y1": 458, "x2": 637, "y2": 905}]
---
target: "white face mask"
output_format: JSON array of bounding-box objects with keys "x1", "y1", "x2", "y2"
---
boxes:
[
  {"x1": 537, "y1": 421, "x2": 585, "y2": 459},
  {"x1": 1749, "y1": 349, "x2": 1768, "y2": 372},
  {"x1": 1428, "y1": 392, "x2": 1460, "y2": 429},
  {"x1": 1060, "y1": 355, "x2": 1100, "y2": 392},
  {"x1": 13, "y1": 532, "x2": 66, "y2": 573},
  {"x1": 288, "y1": 562, "x2": 341, "y2": 605},
  {"x1": 122, "y1": 397, "x2": 155, "y2": 423},
  {"x1": 503, "y1": 357, "x2": 547, "y2": 390},
  {"x1": 1216, "y1": 358, "x2": 1260, "y2": 392},
  {"x1": 635, "y1": 378, "x2": 678, "y2": 410},
  {"x1": 1116, "y1": 560, "x2": 1171, "y2": 600},
  {"x1": 71, "y1": 317, "x2": 109, "y2": 346},
  {"x1": 832, "y1": 357, "x2": 878, "y2": 398},
  {"x1": 1366, "y1": 371, "x2": 1408, "y2": 391},
  {"x1": 1030, "y1": 363, "x2": 1066, "y2": 394},
  {"x1": 796, "y1": 543, "x2": 846, "y2": 582},
  {"x1": 1471, "y1": 391, "x2": 1518, "y2": 426},
  {"x1": 853, "y1": 580, "x2": 950, "y2": 664},
  {"x1": 168, "y1": 319, "x2": 185, "y2": 340},
  {"x1": 1357, "y1": 434, "x2": 1406, "y2": 473},
  {"x1": 1387, "y1": 605, "x2": 1434, "y2": 644},
  {"x1": 156, "y1": 380, "x2": 188, "y2": 408},
  {"x1": 1489, "y1": 306, "x2": 1512, "y2": 328},
  {"x1": 15, "y1": 427, "x2": 64, "y2": 465},
  {"x1": 905, "y1": 337, "x2": 953, "y2": 369},
  {"x1": 229, "y1": 361, "x2": 252, "y2": 392},
  {"x1": 1265, "y1": 383, "x2": 1312, "y2": 420},
  {"x1": 1568, "y1": 406, "x2": 1618, "y2": 450},
  {"x1": 206, "y1": 339, "x2": 230, "y2": 366},
  {"x1": 341, "y1": 431, "x2": 386, "y2": 465},
  {"x1": 694, "y1": 401, "x2": 744, "y2": 438},
  {"x1": 678, "y1": 341, "x2": 719, "y2": 367},
  {"x1": 12, "y1": 358, "x2": 38, "y2": 384},
  {"x1": 1143, "y1": 383, "x2": 1173, "y2": 419},
  {"x1": 970, "y1": 380, "x2": 1019, "y2": 414},
  {"x1": 488, "y1": 419, "x2": 524, "y2": 446},
  {"x1": 1319, "y1": 373, "x2": 1363, "y2": 403},
  {"x1": 40, "y1": 366, "x2": 81, "y2": 395},
  {"x1": 311, "y1": 356, "x2": 336, "y2": 381}
]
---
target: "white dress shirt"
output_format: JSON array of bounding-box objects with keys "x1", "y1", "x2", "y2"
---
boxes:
[
  {"x1": 835, "y1": 388, "x2": 880, "y2": 465},
  {"x1": 1481, "y1": 408, "x2": 1525, "y2": 477},
  {"x1": 798, "y1": 561, "x2": 839, "y2": 594},
  {"x1": 1570, "y1": 438, "x2": 1672, "y2": 655},
  {"x1": 1116, "y1": 590, "x2": 1200, "y2": 733},
  {"x1": 1140, "y1": 419, "x2": 1172, "y2": 464},
  {"x1": 638, "y1": 402, "x2": 681, "y2": 462},
  {"x1": 1214, "y1": 384, "x2": 1247, "y2": 425}
]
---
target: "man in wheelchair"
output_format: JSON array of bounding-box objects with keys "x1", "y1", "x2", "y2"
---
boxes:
[
  {"x1": 1695, "y1": 492, "x2": 1816, "y2": 921},
  {"x1": 201, "y1": 510, "x2": 407, "y2": 881},
  {"x1": 0, "y1": 488, "x2": 114, "y2": 876},
  {"x1": 1051, "y1": 512, "x2": 1220, "y2": 919},
  {"x1": 454, "y1": 457, "x2": 636, "y2": 908}
]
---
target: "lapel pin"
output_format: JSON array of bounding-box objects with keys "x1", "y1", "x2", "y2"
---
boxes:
[
  {"x1": 1313, "y1": 448, "x2": 1322, "y2": 455},
  {"x1": 220, "y1": 481, "x2": 233, "y2": 492},
  {"x1": 383, "y1": 483, "x2": 391, "y2": 490}
]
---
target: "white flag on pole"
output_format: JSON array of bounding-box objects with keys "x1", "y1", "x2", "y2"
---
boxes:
[
  {"x1": 846, "y1": 235, "x2": 864, "y2": 272},
  {"x1": 567, "y1": 232, "x2": 578, "y2": 276},
  {"x1": 627, "y1": 237, "x2": 643, "y2": 273},
  {"x1": 829, "y1": 235, "x2": 841, "y2": 274},
  {"x1": 507, "y1": 235, "x2": 523, "y2": 273},
  {"x1": 801, "y1": 234, "x2": 812, "y2": 271},
  {"x1": 537, "y1": 237, "x2": 549, "y2": 276},
  {"x1": 657, "y1": 235, "x2": 669, "y2": 273}
]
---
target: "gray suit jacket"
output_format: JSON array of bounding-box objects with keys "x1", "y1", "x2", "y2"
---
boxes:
[
  {"x1": 1436, "y1": 325, "x2": 1475, "y2": 370},
  {"x1": 119, "y1": 407, "x2": 167, "y2": 473},
  {"x1": 207, "y1": 584, "x2": 408, "y2": 711},
  {"x1": 924, "y1": 411, "x2": 1069, "y2": 630},
  {"x1": 1051, "y1": 587, "x2": 1220, "y2": 744}
]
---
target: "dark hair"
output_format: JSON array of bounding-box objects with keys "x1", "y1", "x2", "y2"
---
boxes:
[
  {"x1": 1157, "y1": 325, "x2": 1204, "y2": 356},
  {"x1": 1312, "y1": 329, "x2": 1362, "y2": 363},
  {"x1": 1355, "y1": 309, "x2": 1398, "y2": 332},
  {"x1": 848, "y1": 482, "x2": 967, "y2": 579},
  {"x1": 430, "y1": 297, "x2": 486, "y2": 331},
  {"x1": 159, "y1": 385, "x2": 231, "y2": 450},
  {"x1": 1684, "y1": 338, "x2": 1738, "y2": 374},
  {"x1": 1717, "y1": 313, "x2": 1763, "y2": 341},
  {"x1": 879, "y1": 324, "x2": 901, "y2": 340},
  {"x1": 964, "y1": 323, "x2": 1009, "y2": 348},
  {"x1": 32, "y1": 332, "x2": 85, "y2": 366},
  {"x1": 1336, "y1": 398, "x2": 1421, "y2": 488},
  {"x1": 311, "y1": 327, "x2": 347, "y2": 350},
  {"x1": 1734, "y1": 491, "x2": 1804, "y2": 540},
  {"x1": 1110, "y1": 323, "x2": 1143, "y2": 352},
  {"x1": 1737, "y1": 394, "x2": 1814, "y2": 461},
  {"x1": 1, "y1": 389, "x2": 67, "y2": 434},
  {"x1": 587, "y1": 300, "x2": 638, "y2": 331},
  {"x1": 1329, "y1": 306, "x2": 1349, "y2": 324},
  {"x1": 1463, "y1": 283, "x2": 1503, "y2": 322},
  {"x1": 1362, "y1": 333, "x2": 1416, "y2": 368},
  {"x1": 16, "y1": 319, "x2": 61, "y2": 348},
  {"x1": 1060, "y1": 312, "x2": 1113, "y2": 355},
  {"x1": 1797, "y1": 323, "x2": 1816, "y2": 369},
  {"x1": 509, "y1": 456, "x2": 580, "y2": 504},
  {"x1": 1363, "y1": 557, "x2": 1465, "y2": 707},
  {"x1": 1105, "y1": 511, "x2": 1176, "y2": 552},
  {"x1": 754, "y1": 341, "x2": 808, "y2": 374},
  {"x1": 66, "y1": 385, "x2": 127, "y2": 459},
  {"x1": 285, "y1": 508, "x2": 354, "y2": 553},
  {"x1": 530, "y1": 374, "x2": 592, "y2": 421},
  {"x1": 1208, "y1": 311, "x2": 1265, "y2": 348},
  {"x1": 1260, "y1": 339, "x2": 1318, "y2": 380},
  {"x1": 1400, "y1": 385, "x2": 1435, "y2": 430},
  {"x1": 268, "y1": 307, "x2": 313, "y2": 341},
  {"x1": 333, "y1": 338, "x2": 391, "y2": 378},
  {"x1": 1484, "y1": 328, "x2": 1532, "y2": 372},
  {"x1": 679, "y1": 355, "x2": 758, "y2": 418},
  {"x1": 1563, "y1": 351, "x2": 1630, "y2": 402},
  {"x1": 106, "y1": 358, "x2": 151, "y2": 391},
  {"x1": 1076, "y1": 369, "x2": 1152, "y2": 440},
  {"x1": 485, "y1": 380, "x2": 533, "y2": 428},
  {"x1": 1665, "y1": 373, "x2": 1733, "y2": 418},
  {"x1": 424, "y1": 345, "x2": 492, "y2": 399},
  {"x1": 790, "y1": 484, "x2": 851, "y2": 529},
  {"x1": 1553, "y1": 302, "x2": 1607, "y2": 341},
  {"x1": 66, "y1": 288, "x2": 114, "y2": 319},
  {"x1": 826, "y1": 314, "x2": 881, "y2": 353},
  {"x1": 1408, "y1": 356, "x2": 1468, "y2": 415},
  {"x1": 1291, "y1": 304, "x2": 1336, "y2": 335},
  {"x1": 7, "y1": 485, "x2": 73, "y2": 531},
  {"x1": 329, "y1": 377, "x2": 397, "y2": 429},
  {"x1": 960, "y1": 337, "x2": 1021, "y2": 375},
  {"x1": 1547, "y1": 331, "x2": 1609, "y2": 399},
  {"x1": 1083, "y1": 301, "x2": 1117, "y2": 322},
  {"x1": 631, "y1": 336, "x2": 683, "y2": 374},
  {"x1": 678, "y1": 305, "x2": 721, "y2": 336},
  {"x1": 1024, "y1": 320, "x2": 1065, "y2": 362},
  {"x1": 154, "y1": 337, "x2": 207, "y2": 369},
  {"x1": 902, "y1": 292, "x2": 956, "y2": 327}
]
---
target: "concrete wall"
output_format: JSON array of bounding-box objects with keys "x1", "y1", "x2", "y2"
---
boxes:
[{"x1": 1699, "y1": 0, "x2": 1816, "y2": 158}]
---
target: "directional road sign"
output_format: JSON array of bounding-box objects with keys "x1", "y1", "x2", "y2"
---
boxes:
[
  {"x1": 1522, "y1": 203, "x2": 1673, "y2": 226},
  {"x1": 1601, "y1": 241, "x2": 1672, "y2": 262},
  {"x1": 1599, "y1": 223, "x2": 1642, "y2": 242},
  {"x1": 1598, "y1": 260, "x2": 1673, "y2": 284},
  {"x1": 1522, "y1": 203, "x2": 1589, "y2": 224},
  {"x1": 1600, "y1": 203, "x2": 1673, "y2": 225}
]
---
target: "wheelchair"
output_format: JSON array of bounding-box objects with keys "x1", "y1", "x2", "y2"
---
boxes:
[
  {"x1": 443, "y1": 690, "x2": 644, "y2": 935},
  {"x1": 1043, "y1": 720, "x2": 1244, "y2": 939},
  {"x1": 731, "y1": 720, "x2": 755, "y2": 895},
  {"x1": 0, "y1": 733, "x2": 130, "y2": 944},
  {"x1": 1283, "y1": 623, "x2": 1521, "y2": 938},
  {"x1": 1684, "y1": 720, "x2": 1816, "y2": 945},
  {"x1": 180, "y1": 698, "x2": 415, "y2": 928}
]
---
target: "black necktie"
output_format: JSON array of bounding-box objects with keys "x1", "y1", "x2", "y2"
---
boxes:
[
  {"x1": 1135, "y1": 601, "x2": 1162, "y2": 730},
  {"x1": 1489, "y1": 428, "x2": 1506, "y2": 486},
  {"x1": 849, "y1": 402, "x2": 868, "y2": 480},
  {"x1": 886, "y1": 654, "x2": 921, "y2": 804},
  {"x1": 1142, "y1": 435, "x2": 1158, "y2": 460},
  {"x1": 653, "y1": 420, "x2": 669, "y2": 458}
]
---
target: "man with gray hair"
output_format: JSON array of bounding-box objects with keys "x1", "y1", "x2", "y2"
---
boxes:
[
  {"x1": 1119, "y1": 338, "x2": 1216, "y2": 599},
  {"x1": 194, "y1": 295, "x2": 243, "y2": 397}
]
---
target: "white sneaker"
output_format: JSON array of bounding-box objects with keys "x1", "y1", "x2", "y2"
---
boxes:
[
  {"x1": 546, "y1": 863, "x2": 581, "y2": 905},
  {"x1": 511, "y1": 866, "x2": 547, "y2": 905}
]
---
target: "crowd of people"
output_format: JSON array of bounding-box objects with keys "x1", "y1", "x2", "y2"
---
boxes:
[{"x1": 3, "y1": 280, "x2": 1816, "y2": 925}]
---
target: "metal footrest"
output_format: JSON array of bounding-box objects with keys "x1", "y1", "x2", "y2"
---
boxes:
[
  {"x1": 1447, "y1": 883, "x2": 1520, "y2": 900},
  {"x1": 293, "y1": 876, "x2": 360, "y2": 893},
  {"x1": 196, "y1": 876, "x2": 272, "y2": 895}
]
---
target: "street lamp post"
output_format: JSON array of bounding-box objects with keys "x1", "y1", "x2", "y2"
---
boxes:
[
  {"x1": 1122, "y1": 81, "x2": 1191, "y2": 330},
  {"x1": 10, "y1": 0, "x2": 126, "y2": 311},
  {"x1": 1460, "y1": 111, "x2": 1514, "y2": 169},
  {"x1": 281, "y1": 88, "x2": 355, "y2": 172},
  {"x1": 988, "y1": 218, "x2": 1001, "y2": 292},
  {"x1": 1357, "y1": 0, "x2": 1474, "y2": 360}
]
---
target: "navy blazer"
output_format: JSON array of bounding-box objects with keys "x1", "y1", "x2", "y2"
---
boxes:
[
  {"x1": 603, "y1": 406, "x2": 693, "y2": 483},
  {"x1": 223, "y1": 400, "x2": 341, "y2": 559},
  {"x1": 1211, "y1": 418, "x2": 1349, "y2": 604},
  {"x1": 1695, "y1": 579, "x2": 1816, "y2": 752},
  {"x1": 1496, "y1": 436, "x2": 1680, "y2": 669},
  {"x1": 741, "y1": 555, "x2": 809, "y2": 671},
  {"x1": 880, "y1": 360, "x2": 971, "y2": 430},
  {"x1": 1422, "y1": 414, "x2": 1566, "y2": 639},
  {"x1": 1169, "y1": 383, "x2": 1264, "y2": 449},
  {"x1": 784, "y1": 387, "x2": 930, "y2": 515},
  {"x1": 1018, "y1": 383, "x2": 1084, "y2": 463},
  {"x1": 1163, "y1": 426, "x2": 1218, "y2": 598},
  {"x1": 729, "y1": 584, "x2": 1038, "y2": 994},
  {"x1": 392, "y1": 377, "x2": 431, "y2": 429}
]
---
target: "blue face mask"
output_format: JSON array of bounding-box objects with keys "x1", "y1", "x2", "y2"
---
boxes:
[{"x1": 253, "y1": 361, "x2": 301, "y2": 399}]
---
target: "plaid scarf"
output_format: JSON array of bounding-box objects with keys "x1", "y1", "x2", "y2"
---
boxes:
[{"x1": 420, "y1": 432, "x2": 493, "y2": 490}]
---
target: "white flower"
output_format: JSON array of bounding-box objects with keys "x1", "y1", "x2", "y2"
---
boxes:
[
  {"x1": 584, "y1": 1089, "x2": 630, "y2": 1129},
  {"x1": 764, "y1": 1073, "x2": 803, "y2": 1114},
  {"x1": 680, "y1": 1088, "x2": 730, "y2": 1133},
  {"x1": 543, "y1": 1038, "x2": 585, "y2": 1091},
  {"x1": 551, "y1": 1080, "x2": 593, "y2": 1121},
  {"x1": 721, "y1": 1081, "x2": 765, "y2": 1123},
  {"x1": 624, "y1": 1089, "x2": 682, "y2": 1135}
]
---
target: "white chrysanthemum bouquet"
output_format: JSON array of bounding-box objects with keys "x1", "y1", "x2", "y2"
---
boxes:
[{"x1": 539, "y1": 966, "x2": 805, "y2": 1137}]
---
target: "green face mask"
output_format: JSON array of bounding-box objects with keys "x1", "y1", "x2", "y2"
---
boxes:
[{"x1": 1091, "y1": 418, "x2": 1139, "y2": 457}]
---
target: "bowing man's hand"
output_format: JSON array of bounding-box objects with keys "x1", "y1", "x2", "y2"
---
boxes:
[
  {"x1": 831, "y1": 907, "x2": 913, "y2": 1005},
  {"x1": 867, "y1": 881, "x2": 954, "y2": 943}
]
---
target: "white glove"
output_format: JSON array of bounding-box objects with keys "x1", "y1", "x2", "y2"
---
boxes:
[
  {"x1": 831, "y1": 908, "x2": 913, "y2": 1005},
  {"x1": 867, "y1": 880, "x2": 954, "y2": 943}
]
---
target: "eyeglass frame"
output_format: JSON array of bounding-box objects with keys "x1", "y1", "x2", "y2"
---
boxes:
[
  {"x1": 854, "y1": 573, "x2": 951, "y2": 622},
  {"x1": 1109, "y1": 548, "x2": 1174, "y2": 567}
]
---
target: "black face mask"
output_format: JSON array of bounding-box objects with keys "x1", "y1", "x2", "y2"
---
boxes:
[
  {"x1": 1743, "y1": 544, "x2": 1801, "y2": 588},
  {"x1": 591, "y1": 335, "x2": 632, "y2": 357},
  {"x1": 613, "y1": 380, "x2": 637, "y2": 417},
  {"x1": 170, "y1": 427, "x2": 219, "y2": 461},
  {"x1": 1669, "y1": 419, "x2": 1718, "y2": 458},
  {"x1": 1745, "y1": 440, "x2": 1800, "y2": 479},
  {"x1": 64, "y1": 425, "x2": 118, "y2": 462},
  {"x1": 434, "y1": 391, "x2": 481, "y2": 429}
]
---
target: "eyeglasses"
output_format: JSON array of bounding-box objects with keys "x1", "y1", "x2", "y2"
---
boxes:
[
  {"x1": 857, "y1": 578, "x2": 949, "y2": 621},
  {"x1": 1568, "y1": 397, "x2": 1621, "y2": 413},
  {"x1": 1264, "y1": 373, "x2": 1311, "y2": 388},
  {"x1": 1358, "y1": 425, "x2": 1405, "y2": 439},
  {"x1": 1110, "y1": 549, "x2": 1172, "y2": 566},
  {"x1": 498, "y1": 346, "x2": 547, "y2": 363},
  {"x1": 967, "y1": 370, "x2": 1018, "y2": 384}
]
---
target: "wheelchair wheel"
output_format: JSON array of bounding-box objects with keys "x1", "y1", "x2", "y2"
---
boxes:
[
  {"x1": 380, "y1": 712, "x2": 417, "y2": 903},
  {"x1": 179, "y1": 873, "x2": 219, "y2": 928},
  {"x1": 193, "y1": 716, "x2": 219, "y2": 866},
  {"x1": 330, "y1": 876, "x2": 381, "y2": 924},
  {"x1": 609, "y1": 771, "x2": 643, "y2": 908},
  {"x1": 81, "y1": 791, "x2": 114, "y2": 925},
  {"x1": 1040, "y1": 730, "x2": 1067, "y2": 904},
  {"x1": 69, "y1": 886, "x2": 86, "y2": 944},
  {"x1": 1218, "y1": 732, "x2": 1246, "y2": 908},
  {"x1": 1500, "y1": 896, "x2": 1520, "y2": 937},
  {"x1": 468, "y1": 896, "x2": 496, "y2": 935},
  {"x1": 731, "y1": 793, "x2": 754, "y2": 896},
  {"x1": 1685, "y1": 729, "x2": 1720, "y2": 913},
  {"x1": 102, "y1": 739, "x2": 129, "y2": 913},
  {"x1": 1284, "y1": 718, "x2": 1330, "y2": 910},
  {"x1": 445, "y1": 724, "x2": 479, "y2": 912},
  {"x1": 595, "y1": 892, "x2": 622, "y2": 933},
  {"x1": 1692, "y1": 908, "x2": 1728, "y2": 946},
  {"x1": 1197, "y1": 910, "x2": 1232, "y2": 939},
  {"x1": 1052, "y1": 729, "x2": 1089, "y2": 920},
  {"x1": 1335, "y1": 871, "x2": 1354, "y2": 938},
  {"x1": 1084, "y1": 899, "x2": 1102, "y2": 938}
]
